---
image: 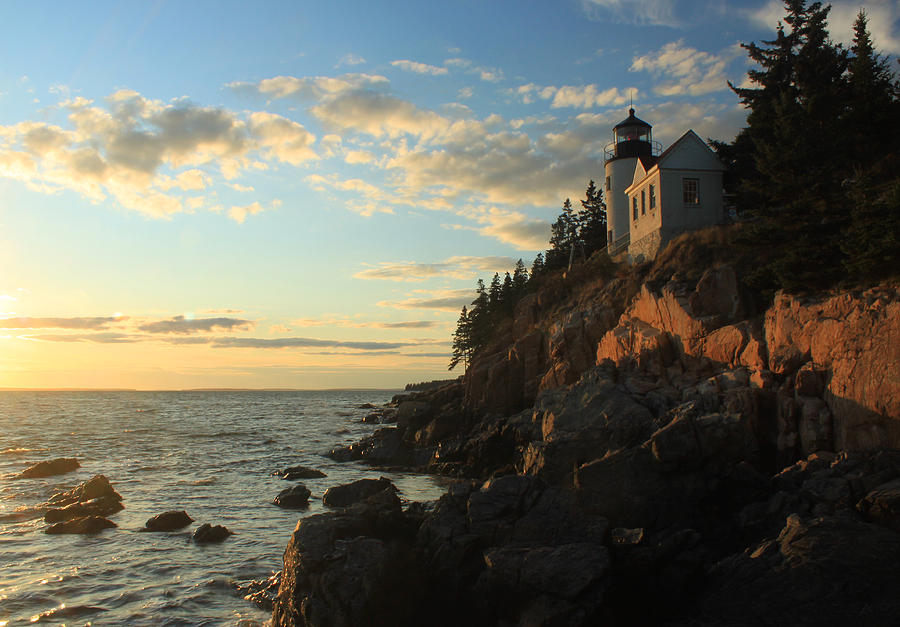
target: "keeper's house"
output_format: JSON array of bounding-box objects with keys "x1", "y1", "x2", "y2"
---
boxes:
[{"x1": 603, "y1": 108, "x2": 725, "y2": 262}]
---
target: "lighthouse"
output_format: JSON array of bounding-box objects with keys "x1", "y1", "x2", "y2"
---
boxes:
[{"x1": 603, "y1": 108, "x2": 659, "y2": 254}]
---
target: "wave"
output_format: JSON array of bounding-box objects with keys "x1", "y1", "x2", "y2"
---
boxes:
[{"x1": 1, "y1": 447, "x2": 45, "y2": 455}]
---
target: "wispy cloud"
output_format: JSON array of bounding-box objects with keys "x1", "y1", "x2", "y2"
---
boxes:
[
  {"x1": 391, "y1": 60, "x2": 449, "y2": 76},
  {"x1": 378, "y1": 288, "x2": 474, "y2": 311},
  {"x1": 0, "y1": 316, "x2": 122, "y2": 329},
  {"x1": 30, "y1": 332, "x2": 137, "y2": 343},
  {"x1": 137, "y1": 315, "x2": 253, "y2": 334},
  {"x1": 581, "y1": 0, "x2": 680, "y2": 27},
  {"x1": 336, "y1": 53, "x2": 367, "y2": 67},
  {"x1": 630, "y1": 40, "x2": 740, "y2": 96},
  {"x1": 516, "y1": 83, "x2": 631, "y2": 109},
  {"x1": 354, "y1": 255, "x2": 517, "y2": 281},
  {"x1": 201, "y1": 336, "x2": 408, "y2": 350}
]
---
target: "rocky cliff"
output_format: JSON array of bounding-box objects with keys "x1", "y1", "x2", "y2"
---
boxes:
[{"x1": 274, "y1": 229, "x2": 900, "y2": 626}]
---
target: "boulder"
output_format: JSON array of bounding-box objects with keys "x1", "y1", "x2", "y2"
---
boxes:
[
  {"x1": 47, "y1": 474, "x2": 122, "y2": 507},
  {"x1": 323, "y1": 477, "x2": 396, "y2": 508},
  {"x1": 273, "y1": 465, "x2": 326, "y2": 480},
  {"x1": 18, "y1": 457, "x2": 80, "y2": 479},
  {"x1": 45, "y1": 515, "x2": 117, "y2": 534},
  {"x1": 141, "y1": 510, "x2": 193, "y2": 532},
  {"x1": 694, "y1": 513, "x2": 900, "y2": 626},
  {"x1": 857, "y1": 478, "x2": 900, "y2": 531},
  {"x1": 45, "y1": 495, "x2": 124, "y2": 523},
  {"x1": 271, "y1": 485, "x2": 420, "y2": 627},
  {"x1": 395, "y1": 401, "x2": 433, "y2": 433},
  {"x1": 193, "y1": 523, "x2": 233, "y2": 543},
  {"x1": 328, "y1": 427, "x2": 408, "y2": 466},
  {"x1": 524, "y1": 366, "x2": 655, "y2": 482},
  {"x1": 274, "y1": 484, "x2": 312, "y2": 509}
]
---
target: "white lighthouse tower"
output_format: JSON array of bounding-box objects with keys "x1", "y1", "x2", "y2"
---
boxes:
[{"x1": 603, "y1": 108, "x2": 659, "y2": 254}]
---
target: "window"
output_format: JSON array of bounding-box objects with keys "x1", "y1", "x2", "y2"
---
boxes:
[
  {"x1": 649, "y1": 184, "x2": 656, "y2": 209},
  {"x1": 608, "y1": 230, "x2": 613, "y2": 244},
  {"x1": 683, "y1": 178, "x2": 699, "y2": 204},
  {"x1": 605, "y1": 176, "x2": 610, "y2": 191},
  {"x1": 632, "y1": 197, "x2": 638, "y2": 220},
  {"x1": 641, "y1": 190, "x2": 646, "y2": 215}
]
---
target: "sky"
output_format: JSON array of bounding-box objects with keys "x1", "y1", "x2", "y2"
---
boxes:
[{"x1": 0, "y1": 0, "x2": 897, "y2": 390}]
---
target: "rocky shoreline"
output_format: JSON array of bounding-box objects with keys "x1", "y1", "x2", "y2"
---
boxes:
[{"x1": 269, "y1": 235, "x2": 900, "y2": 626}]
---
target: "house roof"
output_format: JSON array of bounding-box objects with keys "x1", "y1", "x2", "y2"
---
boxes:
[{"x1": 624, "y1": 129, "x2": 724, "y2": 194}]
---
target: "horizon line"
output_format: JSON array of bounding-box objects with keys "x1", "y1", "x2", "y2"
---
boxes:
[{"x1": 0, "y1": 386, "x2": 405, "y2": 392}]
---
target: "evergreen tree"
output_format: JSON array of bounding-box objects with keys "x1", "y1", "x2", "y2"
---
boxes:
[
  {"x1": 845, "y1": 10, "x2": 900, "y2": 168},
  {"x1": 501, "y1": 272, "x2": 514, "y2": 313},
  {"x1": 448, "y1": 306, "x2": 472, "y2": 371},
  {"x1": 468, "y1": 279, "x2": 490, "y2": 354},
  {"x1": 730, "y1": 0, "x2": 853, "y2": 290},
  {"x1": 488, "y1": 273, "x2": 502, "y2": 313},
  {"x1": 577, "y1": 179, "x2": 608, "y2": 255},
  {"x1": 530, "y1": 253, "x2": 544, "y2": 278},
  {"x1": 546, "y1": 198, "x2": 577, "y2": 270},
  {"x1": 512, "y1": 259, "x2": 529, "y2": 298}
]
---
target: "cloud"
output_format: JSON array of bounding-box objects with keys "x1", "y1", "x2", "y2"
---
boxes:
[
  {"x1": 222, "y1": 199, "x2": 282, "y2": 223},
  {"x1": 354, "y1": 255, "x2": 518, "y2": 281},
  {"x1": 26, "y1": 330, "x2": 413, "y2": 351},
  {"x1": 344, "y1": 149, "x2": 375, "y2": 164},
  {"x1": 202, "y1": 336, "x2": 408, "y2": 350},
  {"x1": 581, "y1": 0, "x2": 680, "y2": 26},
  {"x1": 517, "y1": 83, "x2": 630, "y2": 109},
  {"x1": 248, "y1": 112, "x2": 317, "y2": 165},
  {"x1": 289, "y1": 316, "x2": 443, "y2": 330},
  {"x1": 337, "y1": 53, "x2": 367, "y2": 67},
  {"x1": 229, "y1": 73, "x2": 389, "y2": 100},
  {"x1": 384, "y1": 126, "x2": 601, "y2": 208},
  {"x1": 310, "y1": 90, "x2": 449, "y2": 139},
  {"x1": 378, "y1": 288, "x2": 475, "y2": 311},
  {"x1": 137, "y1": 315, "x2": 253, "y2": 334},
  {"x1": 374, "y1": 320, "x2": 439, "y2": 329},
  {"x1": 748, "y1": 0, "x2": 900, "y2": 55},
  {"x1": 459, "y1": 206, "x2": 551, "y2": 250},
  {"x1": 30, "y1": 332, "x2": 138, "y2": 343},
  {"x1": 457, "y1": 87, "x2": 474, "y2": 99},
  {"x1": 0, "y1": 91, "x2": 313, "y2": 219},
  {"x1": 444, "y1": 58, "x2": 504, "y2": 82},
  {"x1": 630, "y1": 40, "x2": 740, "y2": 96},
  {"x1": 391, "y1": 60, "x2": 449, "y2": 76},
  {"x1": 0, "y1": 316, "x2": 121, "y2": 329}
]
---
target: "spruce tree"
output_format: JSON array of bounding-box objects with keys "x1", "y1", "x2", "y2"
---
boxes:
[
  {"x1": 468, "y1": 279, "x2": 490, "y2": 354},
  {"x1": 501, "y1": 272, "x2": 514, "y2": 314},
  {"x1": 845, "y1": 10, "x2": 900, "y2": 168},
  {"x1": 512, "y1": 259, "x2": 529, "y2": 298},
  {"x1": 488, "y1": 273, "x2": 502, "y2": 314},
  {"x1": 578, "y1": 179, "x2": 607, "y2": 256},
  {"x1": 547, "y1": 198, "x2": 576, "y2": 270},
  {"x1": 448, "y1": 306, "x2": 472, "y2": 371},
  {"x1": 529, "y1": 253, "x2": 544, "y2": 282},
  {"x1": 730, "y1": 0, "x2": 852, "y2": 291}
]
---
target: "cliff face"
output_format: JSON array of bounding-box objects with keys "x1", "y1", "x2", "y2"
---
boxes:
[{"x1": 464, "y1": 257, "x2": 900, "y2": 465}]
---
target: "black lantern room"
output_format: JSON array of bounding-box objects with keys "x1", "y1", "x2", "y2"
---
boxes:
[{"x1": 609, "y1": 108, "x2": 653, "y2": 161}]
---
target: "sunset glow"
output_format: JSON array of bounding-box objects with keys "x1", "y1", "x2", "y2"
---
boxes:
[{"x1": 1, "y1": 0, "x2": 896, "y2": 389}]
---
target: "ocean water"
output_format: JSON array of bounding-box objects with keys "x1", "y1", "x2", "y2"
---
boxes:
[{"x1": 0, "y1": 390, "x2": 446, "y2": 626}]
